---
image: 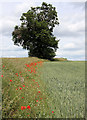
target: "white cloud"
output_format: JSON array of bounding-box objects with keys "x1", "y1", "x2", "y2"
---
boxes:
[
  {"x1": 56, "y1": 49, "x2": 85, "y2": 60},
  {"x1": 0, "y1": 0, "x2": 86, "y2": 2},
  {"x1": 2, "y1": 50, "x2": 28, "y2": 58},
  {"x1": 63, "y1": 43, "x2": 76, "y2": 49},
  {"x1": 68, "y1": 21, "x2": 85, "y2": 33},
  {"x1": 15, "y1": 0, "x2": 36, "y2": 17},
  {"x1": 0, "y1": 17, "x2": 17, "y2": 36}
]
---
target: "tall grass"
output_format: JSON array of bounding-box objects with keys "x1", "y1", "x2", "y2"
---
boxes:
[
  {"x1": 40, "y1": 61, "x2": 85, "y2": 118},
  {"x1": 1, "y1": 58, "x2": 85, "y2": 118}
]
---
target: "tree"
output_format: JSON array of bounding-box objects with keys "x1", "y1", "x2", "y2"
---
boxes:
[{"x1": 12, "y1": 2, "x2": 59, "y2": 60}]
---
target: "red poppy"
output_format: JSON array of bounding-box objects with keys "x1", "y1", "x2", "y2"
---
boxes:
[
  {"x1": 33, "y1": 79, "x2": 35, "y2": 82},
  {"x1": 10, "y1": 80, "x2": 12, "y2": 82},
  {"x1": 27, "y1": 105, "x2": 31, "y2": 109},
  {"x1": 21, "y1": 106, "x2": 24, "y2": 110},
  {"x1": 52, "y1": 111, "x2": 54, "y2": 113},
  {"x1": 23, "y1": 85, "x2": 25, "y2": 87},
  {"x1": 27, "y1": 65, "x2": 30, "y2": 67},
  {"x1": 21, "y1": 106, "x2": 26, "y2": 110},
  {"x1": 23, "y1": 106, "x2": 26, "y2": 109},
  {"x1": 1, "y1": 75, "x2": 3, "y2": 77},
  {"x1": 36, "y1": 100, "x2": 38, "y2": 102},
  {"x1": 30, "y1": 70, "x2": 33, "y2": 73},
  {"x1": 3, "y1": 66, "x2": 4, "y2": 67},
  {"x1": 38, "y1": 91, "x2": 40, "y2": 93},
  {"x1": 19, "y1": 87, "x2": 22, "y2": 90},
  {"x1": 22, "y1": 97, "x2": 24, "y2": 98}
]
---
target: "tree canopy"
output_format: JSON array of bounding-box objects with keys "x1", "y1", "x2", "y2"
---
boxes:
[{"x1": 12, "y1": 2, "x2": 59, "y2": 60}]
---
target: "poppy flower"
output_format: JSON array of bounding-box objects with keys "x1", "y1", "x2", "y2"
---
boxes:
[
  {"x1": 3, "y1": 66, "x2": 4, "y2": 67},
  {"x1": 1, "y1": 75, "x2": 3, "y2": 77},
  {"x1": 22, "y1": 97, "x2": 24, "y2": 98},
  {"x1": 23, "y1": 106, "x2": 26, "y2": 109},
  {"x1": 21, "y1": 106, "x2": 26, "y2": 110},
  {"x1": 10, "y1": 80, "x2": 12, "y2": 82},
  {"x1": 52, "y1": 111, "x2": 54, "y2": 113},
  {"x1": 38, "y1": 91, "x2": 40, "y2": 93},
  {"x1": 27, "y1": 105, "x2": 31, "y2": 109},
  {"x1": 19, "y1": 87, "x2": 22, "y2": 90},
  {"x1": 27, "y1": 65, "x2": 30, "y2": 67},
  {"x1": 36, "y1": 100, "x2": 38, "y2": 102},
  {"x1": 23, "y1": 85, "x2": 25, "y2": 87},
  {"x1": 21, "y1": 106, "x2": 24, "y2": 110}
]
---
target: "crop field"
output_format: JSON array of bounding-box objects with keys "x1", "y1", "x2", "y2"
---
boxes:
[
  {"x1": 1, "y1": 58, "x2": 85, "y2": 118},
  {"x1": 40, "y1": 61, "x2": 85, "y2": 118}
]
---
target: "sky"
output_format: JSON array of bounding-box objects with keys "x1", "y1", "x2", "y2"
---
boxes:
[{"x1": 0, "y1": 0, "x2": 86, "y2": 60}]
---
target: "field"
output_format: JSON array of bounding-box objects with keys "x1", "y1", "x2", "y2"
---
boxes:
[{"x1": 1, "y1": 57, "x2": 85, "y2": 118}]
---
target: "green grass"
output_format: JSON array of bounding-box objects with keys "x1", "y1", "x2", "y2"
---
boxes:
[
  {"x1": 1, "y1": 58, "x2": 85, "y2": 118},
  {"x1": 40, "y1": 61, "x2": 85, "y2": 118}
]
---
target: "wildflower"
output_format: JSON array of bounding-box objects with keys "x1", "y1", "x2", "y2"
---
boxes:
[
  {"x1": 27, "y1": 65, "x2": 30, "y2": 67},
  {"x1": 21, "y1": 106, "x2": 24, "y2": 110},
  {"x1": 33, "y1": 79, "x2": 35, "y2": 82},
  {"x1": 52, "y1": 111, "x2": 54, "y2": 113},
  {"x1": 27, "y1": 105, "x2": 31, "y2": 109},
  {"x1": 21, "y1": 106, "x2": 26, "y2": 110},
  {"x1": 10, "y1": 80, "x2": 12, "y2": 82},
  {"x1": 34, "y1": 63, "x2": 37, "y2": 66},
  {"x1": 3, "y1": 66, "x2": 4, "y2": 67},
  {"x1": 36, "y1": 100, "x2": 38, "y2": 102},
  {"x1": 19, "y1": 87, "x2": 22, "y2": 90},
  {"x1": 23, "y1": 85, "x2": 25, "y2": 87},
  {"x1": 23, "y1": 106, "x2": 26, "y2": 109},
  {"x1": 1, "y1": 75, "x2": 3, "y2": 77},
  {"x1": 22, "y1": 97, "x2": 24, "y2": 99},
  {"x1": 38, "y1": 91, "x2": 40, "y2": 93}
]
